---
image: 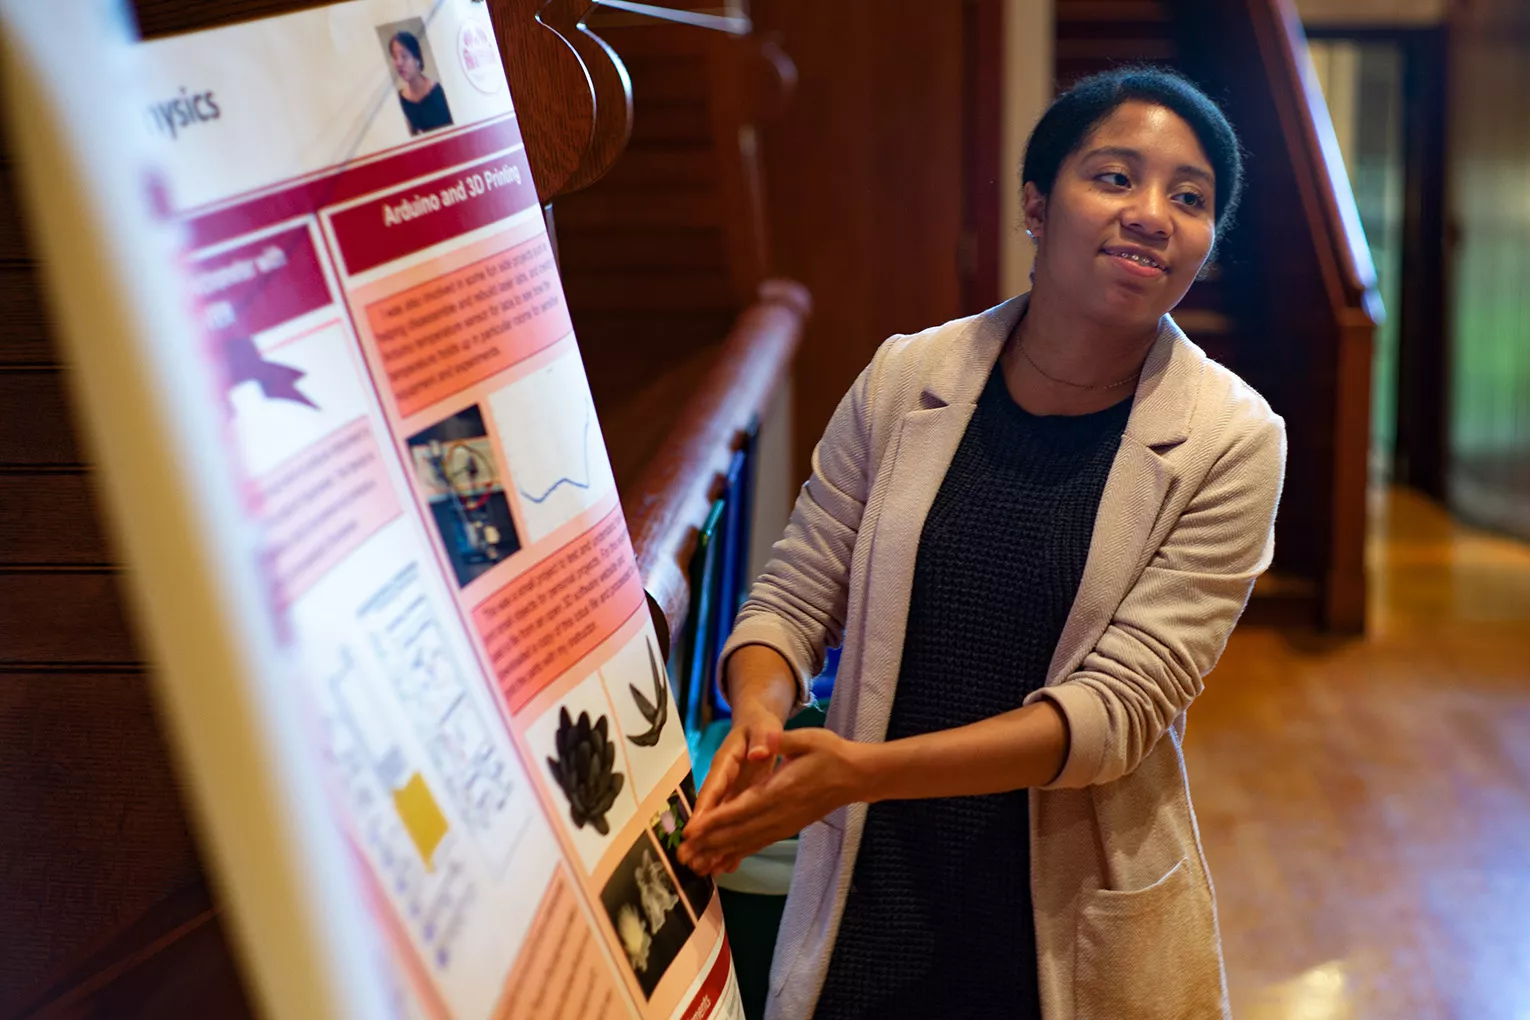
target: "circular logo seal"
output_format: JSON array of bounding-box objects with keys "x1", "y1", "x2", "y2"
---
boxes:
[{"x1": 458, "y1": 18, "x2": 504, "y2": 94}]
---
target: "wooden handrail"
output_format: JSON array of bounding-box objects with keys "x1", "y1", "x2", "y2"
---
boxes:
[
  {"x1": 624, "y1": 279, "x2": 809, "y2": 647},
  {"x1": 591, "y1": 0, "x2": 751, "y2": 35},
  {"x1": 1245, "y1": 0, "x2": 1383, "y2": 325}
]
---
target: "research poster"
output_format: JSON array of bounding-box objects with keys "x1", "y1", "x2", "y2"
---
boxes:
[{"x1": 139, "y1": 2, "x2": 741, "y2": 1017}]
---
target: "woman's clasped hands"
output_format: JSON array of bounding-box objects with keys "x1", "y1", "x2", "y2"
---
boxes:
[{"x1": 678, "y1": 707, "x2": 871, "y2": 877}]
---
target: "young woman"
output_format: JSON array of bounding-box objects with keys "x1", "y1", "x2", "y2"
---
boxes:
[
  {"x1": 389, "y1": 30, "x2": 453, "y2": 136},
  {"x1": 678, "y1": 67, "x2": 1285, "y2": 1019}
]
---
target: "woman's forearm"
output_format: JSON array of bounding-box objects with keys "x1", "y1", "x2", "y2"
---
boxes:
[
  {"x1": 855, "y1": 699, "x2": 1070, "y2": 803},
  {"x1": 724, "y1": 644, "x2": 800, "y2": 723}
]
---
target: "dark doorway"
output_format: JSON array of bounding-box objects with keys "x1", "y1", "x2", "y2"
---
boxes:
[{"x1": 1306, "y1": 25, "x2": 1450, "y2": 500}]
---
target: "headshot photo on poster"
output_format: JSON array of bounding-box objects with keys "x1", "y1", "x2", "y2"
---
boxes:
[{"x1": 376, "y1": 17, "x2": 454, "y2": 136}]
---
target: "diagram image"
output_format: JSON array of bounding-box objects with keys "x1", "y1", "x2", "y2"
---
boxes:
[
  {"x1": 320, "y1": 645, "x2": 475, "y2": 970},
  {"x1": 405, "y1": 404, "x2": 521, "y2": 586},
  {"x1": 487, "y1": 345, "x2": 616, "y2": 543},
  {"x1": 359, "y1": 562, "x2": 528, "y2": 873}
]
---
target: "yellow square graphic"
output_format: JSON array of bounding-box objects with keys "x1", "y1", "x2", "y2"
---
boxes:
[{"x1": 393, "y1": 772, "x2": 449, "y2": 870}]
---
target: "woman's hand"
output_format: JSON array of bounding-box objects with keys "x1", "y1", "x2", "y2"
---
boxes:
[
  {"x1": 690, "y1": 704, "x2": 784, "y2": 819},
  {"x1": 680, "y1": 644, "x2": 799, "y2": 875},
  {"x1": 680, "y1": 728, "x2": 870, "y2": 875},
  {"x1": 675, "y1": 707, "x2": 779, "y2": 879}
]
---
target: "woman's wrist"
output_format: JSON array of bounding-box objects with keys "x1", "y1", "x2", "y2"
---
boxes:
[
  {"x1": 730, "y1": 702, "x2": 784, "y2": 736},
  {"x1": 844, "y1": 737, "x2": 889, "y2": 805},
  {"x1": 724, "y1": 644, "x2": 798, "y2": 724}
]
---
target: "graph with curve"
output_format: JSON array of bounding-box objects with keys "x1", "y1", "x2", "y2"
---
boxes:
[{"x1": 488, "y1": 346, "x2": 617, "y2": 543}]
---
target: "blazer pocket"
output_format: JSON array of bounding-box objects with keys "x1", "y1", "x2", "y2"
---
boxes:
[{"x1": 1074, "y1": 857, "x2": 1224, "y2": 1020}]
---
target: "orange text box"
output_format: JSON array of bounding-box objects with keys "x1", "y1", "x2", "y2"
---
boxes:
[
  {"x1": 251, "y1": 417, "x2": 401, "y2": 607},
  {"x1": 473, "y1": 507, "x2": 645, "y2": 713},
  {"x1": 366, "y1": 234, "x2": 571, "y2": 419},
  {"x1": 492, "y1": 869, "x2": 628, "y2": 1020}
]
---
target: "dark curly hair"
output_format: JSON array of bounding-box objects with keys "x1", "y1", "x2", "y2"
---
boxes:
[{"x1": 1022, "y1": 66, "x2": 1245, "y2": 238}]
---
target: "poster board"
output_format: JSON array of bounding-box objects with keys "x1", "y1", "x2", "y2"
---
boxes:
[{"x1": 0, "y1": 1, "x2": 740, "y2": 1017}]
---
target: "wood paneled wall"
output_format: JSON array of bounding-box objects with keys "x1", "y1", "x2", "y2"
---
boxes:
[
  {"x1": 0, "y1": 154, "x2": 221, "y2": 1020},
  {"x1": 748, "y1": 0, "x2": 965, "y2": 480},
  {"x1": 1446, "y1": 1, "x2": 1530, "y2": 540},
  {"x1": 555, "y1": 18, "x2": 773, "y2": 485}
]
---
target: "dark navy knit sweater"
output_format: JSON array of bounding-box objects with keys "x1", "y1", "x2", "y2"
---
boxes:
[{"x1": 814, "y1": 364, "x2": 1132, "y2": 1019}]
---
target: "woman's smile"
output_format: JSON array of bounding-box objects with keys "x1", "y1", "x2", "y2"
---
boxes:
[{"x1": 1101, "y1": 244, "x2": 1170, "y2": 278}]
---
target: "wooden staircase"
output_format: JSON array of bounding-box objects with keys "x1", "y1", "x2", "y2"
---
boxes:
[{"x1": 1053, "y1": 0, "x2": 1380, "y2": 631}]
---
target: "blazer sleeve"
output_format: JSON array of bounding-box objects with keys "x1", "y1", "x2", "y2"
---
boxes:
[
  {"x1": 1029, "y1": 410, "x2": 1288, "y2": 788},
  {"x1": 717, "y1": 350, "x2": 880, "y2": 710}
]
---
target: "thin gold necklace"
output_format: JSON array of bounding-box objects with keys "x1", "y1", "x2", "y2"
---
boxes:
[{"x1": 1016, "y1": 340, "x2": 1140, "y2": 391}]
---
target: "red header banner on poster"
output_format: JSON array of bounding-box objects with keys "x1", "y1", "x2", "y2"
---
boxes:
[{"x1": 328, "y1": 150, "x2": 538, "y2": 276}]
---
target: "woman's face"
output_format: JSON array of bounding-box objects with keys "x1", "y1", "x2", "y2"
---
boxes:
[
  {"x1": 391, "y1": 40, "x2": 423, "y2": 82},
  {"x1": 1025, "y1": 100, "x2": 1217, "y2": 331}
]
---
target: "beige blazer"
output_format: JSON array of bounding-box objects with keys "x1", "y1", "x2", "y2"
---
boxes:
[{"x1": 719, "y1": 294, "x2": 1287, "y2": 1019}]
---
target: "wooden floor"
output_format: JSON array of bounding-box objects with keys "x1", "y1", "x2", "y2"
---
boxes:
[{"x1": 1188, "y1": 487, "x2": 1530, "y2": 1019}]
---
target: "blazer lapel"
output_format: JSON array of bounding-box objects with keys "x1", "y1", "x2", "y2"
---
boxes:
[
  {"x1": 848, "y1": 296, "x2": 1026, "y2": 744},
  {"x1": 1045, "y1": 439, "x2": 1174, "y2": 684},
  {"x1": 852, "y1": 404, "x2": 976, "y2": 743},
  {"x1": 1045, "y1": 315, "x2": 1205, "y2": 684}
]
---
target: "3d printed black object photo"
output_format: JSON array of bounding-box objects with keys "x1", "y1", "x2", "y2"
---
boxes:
[
  {"x1": 626, "y1": 639, "x2": 669, "y2": 748},
  {"x1": 546, "y1": 707, "x2": 625, "y2": 835}
]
